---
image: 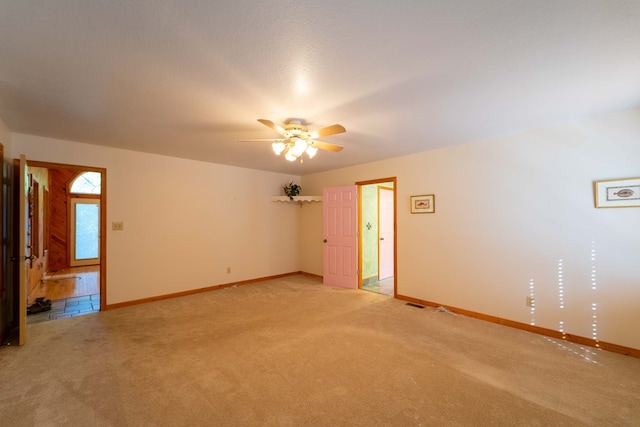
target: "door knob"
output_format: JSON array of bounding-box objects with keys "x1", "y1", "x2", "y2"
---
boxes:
[
  {"x1": 323, "y1": 239, "x2": 327, "y2": 243},
  {"x1": 10, "y1": 254, "x2": 36, "y2": 262},
  {"x1": 380, "y1": 237, "x2": 384, "y2": 240}
]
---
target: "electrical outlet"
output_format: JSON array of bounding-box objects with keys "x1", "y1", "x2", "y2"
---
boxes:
[
  {"x1": 526, "y1": 296, "x2": 534, "y2": 307},
  {"x1": 112, "y1": 221, "x2": 124, "y2": 231},
  {"x1": 226, "y1": 267, "x2": 231, "y2": 274}
]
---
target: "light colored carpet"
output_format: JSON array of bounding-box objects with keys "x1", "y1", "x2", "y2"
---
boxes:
[{"x1": 1, "y1": 275, "x2": 639, "y2": 426}]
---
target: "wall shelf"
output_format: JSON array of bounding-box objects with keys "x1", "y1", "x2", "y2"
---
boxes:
[{"x1": 271, "y1": 196, "x2": 322, "y2": 203}]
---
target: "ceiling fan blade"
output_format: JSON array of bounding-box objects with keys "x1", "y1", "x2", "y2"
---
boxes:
[
  {"x1": 310, "y1": 124, "x2": 346, "y2": 138},
  {"x1": 238, "y1": 138, "x2": 285, "y2": 142},
  {"x1": 257, "y1": 119, "x2": 287, "y2": 136},
  {"x1": 310, "y1": 140, "x2": 344, "y2": 152}
]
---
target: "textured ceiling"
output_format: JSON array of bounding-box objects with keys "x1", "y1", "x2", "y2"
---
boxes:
[{"x1": 1, "y1": 1, "x2": 639, "y2": 175}]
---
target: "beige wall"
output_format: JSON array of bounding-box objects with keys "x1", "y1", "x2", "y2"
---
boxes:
[
  {"x1": 11, "y1": 134, "x2": 301, "y2": 305},
  {"x1": 300, "y1": 108, "x2": 640, "y2": 350},
  {"x1": 0, "y1": 116, "x2": 10, "y2": 148},
  {"x1": 8, "y1": 108, "x2": 640, "y2": 349}
]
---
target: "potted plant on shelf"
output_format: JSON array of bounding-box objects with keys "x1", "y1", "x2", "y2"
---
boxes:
[{"x1": 283, "y1": 182, "x2": 301, "y2": 201}]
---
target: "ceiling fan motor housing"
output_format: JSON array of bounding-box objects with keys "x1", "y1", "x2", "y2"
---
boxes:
[
  {"x1": 240, "y1": 118, "x2": 345, "y2": 156},
  {"x1": 283, "y1": 120, "x2": 308, "y2": 137}
]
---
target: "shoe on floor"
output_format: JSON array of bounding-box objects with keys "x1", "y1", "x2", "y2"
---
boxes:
[{"x1": 27, "y1": 300, "x2": 52, "y2": 315}]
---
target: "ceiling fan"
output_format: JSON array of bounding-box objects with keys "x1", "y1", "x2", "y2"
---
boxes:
[{"x1": 241, "y1": 118, "x2": 346, "y2": 162}]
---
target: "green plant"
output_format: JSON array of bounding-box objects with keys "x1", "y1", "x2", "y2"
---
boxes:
[{"x1": 283, "y1": 182, "x2": 301, "y2": 200}]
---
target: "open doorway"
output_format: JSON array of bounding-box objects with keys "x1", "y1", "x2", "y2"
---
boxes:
[
  {"x1": 357, "y1": 178, "x2": 396, "y2": 296},
  {"x1": 23, "y1": 162, "x2": 105, "y2": 323}
]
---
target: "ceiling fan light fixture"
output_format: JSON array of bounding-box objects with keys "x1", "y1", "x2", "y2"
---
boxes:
[
  {"x1": 249, "y1": 118, "x2": 346, "y2": 164},
  {"x1": 272, "y1": 142, "x2": 286, "y2": 155},
  {"x1": 284, "y1": 149, "x2": 297, "y2": 162},
  {"x1": 306, "y1": 145, "x2": 318, "y2": 158},
  {"x1": 291, "y1": 138, "x2": 307, "y2": 157}
]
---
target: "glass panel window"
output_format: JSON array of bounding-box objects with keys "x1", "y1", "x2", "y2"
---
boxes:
[
  {"x1": 70, "y1": 171, "x2": 101, "y2": 194},
  {"x1": 75, "y1": 202, "x2": 100, "y2": 260},
  {"x1": 70, "y1": 198, "x2": 100, "y2": 266}
]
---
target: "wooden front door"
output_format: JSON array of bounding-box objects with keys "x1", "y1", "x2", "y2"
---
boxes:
[{"x1": 18, "y1": 155, "x2": 29, "y2": 345}]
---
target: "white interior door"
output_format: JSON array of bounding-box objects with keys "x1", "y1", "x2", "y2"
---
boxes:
[
  {"x1": 378, "y1": 187, "x2": 394, "y2": 280},
  {"x1": 70, "y1": 198, "x2": 101, "y2": 267}
]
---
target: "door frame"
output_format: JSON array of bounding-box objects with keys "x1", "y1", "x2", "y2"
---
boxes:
[
  {"x1": 356, "y1": 177, "x2": 397, "y2": 297},
  {"x1": 0, "y1": 143, "x2": 5, "y2": 344},
  {"x1": 23, "y1": 160, "x2": 107, "y2": 312},
  {"x1": 17, "y1": 155, "x2": 27, "y2": 344},
  {"x1": 378, "y1": 185, "x2": 394, "y2": 280}
]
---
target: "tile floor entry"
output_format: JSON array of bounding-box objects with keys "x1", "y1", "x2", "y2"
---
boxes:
[
  {"x1": 361, "y1": 276, "x2": 394, "y2": 296},
  {"x1": 27, "y1": 294, "x2": 100, "y2": 324}
]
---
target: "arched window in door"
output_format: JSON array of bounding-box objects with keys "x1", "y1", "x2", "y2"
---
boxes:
[
  {"x1": 69, "y1": 171, "x2": 101, "y2": 266},
  {"x1": 70, "y1": 171, "x2": 101, "y2": 195}
]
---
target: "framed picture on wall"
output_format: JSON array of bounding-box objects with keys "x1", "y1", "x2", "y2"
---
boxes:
[
  {"x1": 594, "y1": 177, "x2": 640, "y2": 208},
  {"x1": 410, "y1": 194, "x2": 435, "y2": 213}
]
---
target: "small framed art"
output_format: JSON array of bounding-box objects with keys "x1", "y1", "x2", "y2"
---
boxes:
[
  {"x1": 594, "y1": 178, "x2": 640, "y2": 208},
  {"x1": 410, "y1": 194, "x2": 435, "y2": 213}
]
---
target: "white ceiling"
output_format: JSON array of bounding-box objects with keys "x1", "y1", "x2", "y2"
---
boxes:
[{"x1": 1, "y1": 1, "x2": 639, "y2": 175}]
